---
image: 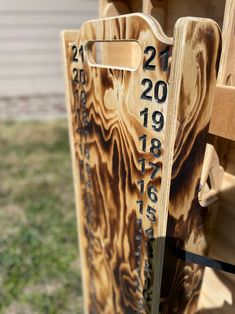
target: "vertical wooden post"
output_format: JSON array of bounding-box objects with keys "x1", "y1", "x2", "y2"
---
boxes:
[
  {"x1": 142, "y1": 0, "x2": 168, "y2": 29},
  {"x1": 217, "y1": 0, "x2": 235, "y2": 86},
  {"x1": 63, "y1": 12, "x2": 221, "y2": 313},
  {"x1": 99, "y1": 0, "x2": 130, "y2": 17}
]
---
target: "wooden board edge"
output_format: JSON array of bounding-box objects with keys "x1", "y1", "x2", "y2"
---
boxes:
[{"x1": 61, "y1": 30, "x2": 88, "y2": 314}]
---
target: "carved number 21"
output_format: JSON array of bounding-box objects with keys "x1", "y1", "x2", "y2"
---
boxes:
[{"x1": 143, "y1": 45, "x2": 169, "y2": 72}]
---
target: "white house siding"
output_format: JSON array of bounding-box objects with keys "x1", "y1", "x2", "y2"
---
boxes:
[{"x1": 0, "y1": 0, "x2": 98, "y2": 97}]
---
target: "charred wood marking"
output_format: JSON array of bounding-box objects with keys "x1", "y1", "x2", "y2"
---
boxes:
[{"x1": 63, "y1": 15, "x2": 221, "y2": 314}]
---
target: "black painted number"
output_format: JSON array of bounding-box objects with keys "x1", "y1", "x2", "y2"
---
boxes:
[
  {"x1": 137, "y1": 179, "x2": 145, "y2": 194},
  {"x1": 80, "y1": 90, "x2": 86, "y2": 107},
  {"x1": 80, "y1": 69, "x2": 86, "y2": 84},
  {"x1": 144, "y1": 227, "x2": 154, "y2": 239},
  {"x1": 137, "y1": 181, "x2": 158, "y2": 203},
  {"x1": 152, "y1": 111, "x2": 164, "y2": 132},
  {"x1": 140, "y1": 108, "x2": 164, "y2": 132},
  {"x1": 147, "y1": 185, "x2": 158, "y2": 203},
  {"x1": 149, "y1": 161, "x2": 160, "y2": 180},
  {"x1": 139, "y1": 135, "x2": 161, "y2": 158},
  {"x1": 72, "y1": 45, "x2": 78, "y2": 62},
  {"x1": 150, "y1": 138, "x2": 161, "y2": 158},
  {"x1": 140, "y1": 79, "x2": 152, "y2": 101},
  {"x1": 154, "y1": 80, "x2": 167, "y2": 103},
  {"x1": 136, "y1": 200, "x2": 144, "y2": 215},
  {"x1": 139, "y1": 134, "x2": 147, "y2": 152},
  {"x1": 146, "y1": 205, "x2": 156, "y2": 223},
  {"x1": 79, "y1": 45, "x2": 84, "y2": 63},
  {"x1": 72, "y1": 69, "x2": 86, "y2": 84},
  {"x1": 159, "y1": 46, "x2": 170, "y2": 72},
  {"x1": 72, "y1": 68, "x2": 79, "y2": 83},
  {"x1": 138, "y1": 159, "x2": 160, "y2": 180},
  {"x1": 143, "y1": 46, "x2": 156, "y2": 70},
  {"x1": 141, "y1": 79, "x2": 167, "y2": 103}
]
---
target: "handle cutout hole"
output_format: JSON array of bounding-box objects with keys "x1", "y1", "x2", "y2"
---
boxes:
[{"x1": 85, "y1": 40, "x2": 142, "y2": 71}]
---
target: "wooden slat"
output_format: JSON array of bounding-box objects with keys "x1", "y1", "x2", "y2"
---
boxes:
[
  {"x1": 198, "y1": 172, "x2": 235, "y2": 312},
  {"x1": 63, "y1": 13, "x2": 221, "y2": 314},
  {"x1": 217, "y1": 0, "x2": 235, "y2": 86},
  {"x1": 142, "y1": 0, "x2": 225, "y2": 36},
  {"x1": 99, "y1": 0, "x2": 130, "y2": 17},
  {"x1": 209, "y1": 85, "x2": 235, "y2": 141},
  {"x1": 197, "y1": 268, "x2": 234, "y2": 314},
  {"x1": 100, "y1": 0, "x2": 226, "y2": 33},
  {"x1": 165, "y1": 0, "x2": 225, "y2": 36},
  {"x1": 142, "y1": 0, "x2": 168, "y2": 29},
  {"x1": 159, "y1": 17, "x2": 221, "y2": 314},
  {"x1": 98, "y1": 2, "x2": 234, "y2": 313},
  {"x1": 63, "y1": 14, "x2": 172, "y2": 314}
]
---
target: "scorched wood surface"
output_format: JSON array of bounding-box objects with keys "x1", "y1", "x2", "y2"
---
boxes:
[{"x1": 63, "y1": 13, "x2": 221, "y2": 314}]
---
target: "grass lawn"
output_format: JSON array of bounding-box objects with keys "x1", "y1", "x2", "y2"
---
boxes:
[{"x1": 0, "y1": 120, "x2": 83, "y2": 313}]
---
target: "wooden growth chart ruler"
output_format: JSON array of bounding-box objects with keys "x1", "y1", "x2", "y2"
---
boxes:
[{"x1": 62, "y1": 13, "x2": 221, "y2": 314}]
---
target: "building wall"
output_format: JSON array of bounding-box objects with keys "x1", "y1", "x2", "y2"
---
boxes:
[{"x1": 0, "y1": 0, "x2": 97, "y2": 97}]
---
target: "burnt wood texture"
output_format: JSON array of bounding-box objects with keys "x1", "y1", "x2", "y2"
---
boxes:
[{"x1": 63, "y1": 14, "x2": 221, "y2": 314}]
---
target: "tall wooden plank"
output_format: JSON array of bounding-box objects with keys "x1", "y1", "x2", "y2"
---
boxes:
[
  {"x1": 217, "y1": 0, "x2": 235, "y2": 85},
  {"x1": 63, "y1": 13, "x2": 221, "y2": 313},
  {"x1": 159, "y1": 17, "x2": 221, "y2": 313}
]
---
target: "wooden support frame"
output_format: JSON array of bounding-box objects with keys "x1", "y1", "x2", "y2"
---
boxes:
[
  {"x1": 97, "y1": 1, "x2": 235, "y2": 313},
  {"x1": 99, "y1": 0, "x2": 235, "y2": 142},
  {"x1": 62, "y1": 0, "x2": 235, "y2": 313},
  {"x1": 63, "y1": 12, "x2": 221, "y2": 313},
  {"x1": 209, "y1": 86, "x2": 235, "y2": 141}
]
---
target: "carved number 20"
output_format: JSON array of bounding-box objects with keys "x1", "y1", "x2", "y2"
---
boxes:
[{"x1": 141, "y1": 78, "x2": 167, "y2": 103}]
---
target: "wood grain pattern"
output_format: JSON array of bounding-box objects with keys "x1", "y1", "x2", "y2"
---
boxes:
[
  {"x1": 159, "y1": 18, "x2": 221, "y2": 314},
  {"x1": 63, "y1": 13, "x2": 221, "y2": 313},
  {"x1": 209, "y1": 85, "x2": 235, "y2": 141},
  {"x1": 197, "y1": 268, "x2": 234, "y2": 313},
  {"x1": 217, "y1": 0, "x2": 235, "y2": 86},
  {"x1": 142, "y1": 0, "x2": 168, "y2": 29},
  {"x1": 198, "y1": 2, "x2": 235, "y2": 311},
  {"x1": 99, "y1": 0, "x2": 225, "y2": 37},
  {"x1": 63, "y1": 14, "x2": 172, "y2": 313},
  {"x1": 98, "y1": 1, "x2": 235, "y2": 312},
  {"x1": 99, "y1": 0, "x2": 142, "y2": 18},
  {"x1": 99, "y1": 0, "x2": 234, "y2": 142},
  {"x1": 197, "y1": 145, "x2": 235, "y2": 313}
]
